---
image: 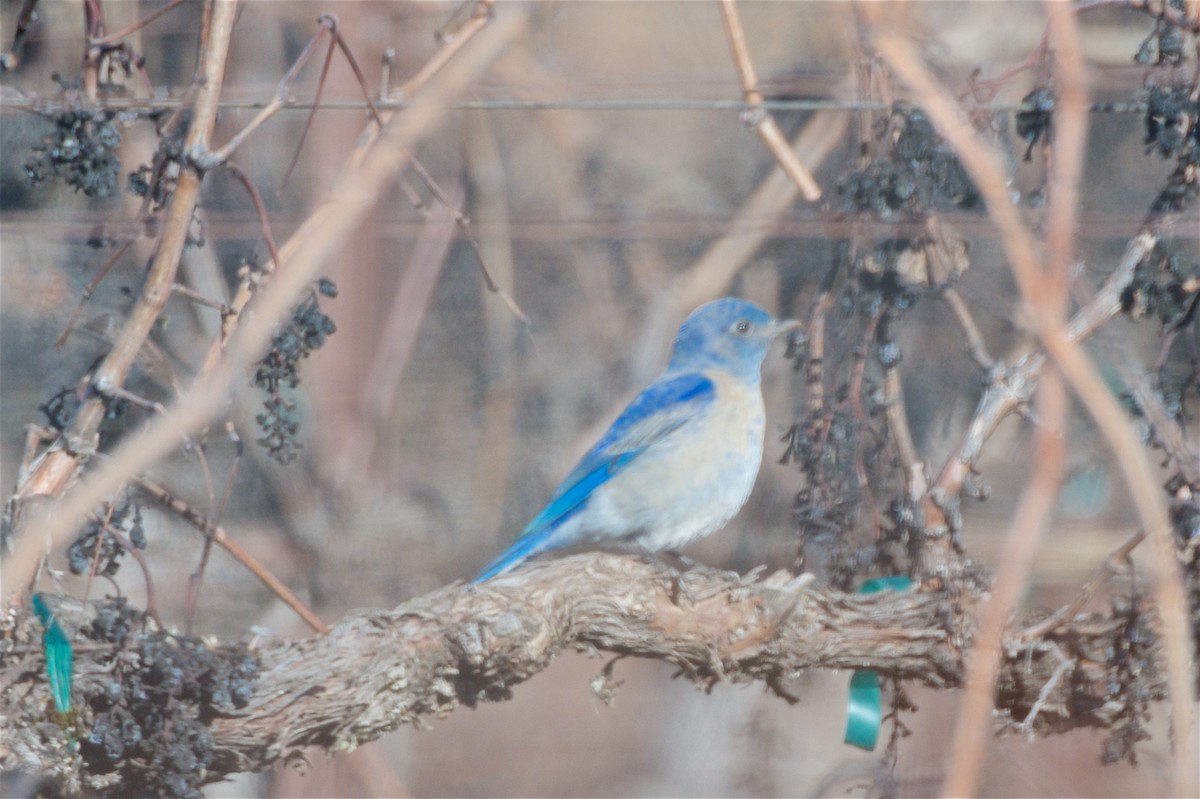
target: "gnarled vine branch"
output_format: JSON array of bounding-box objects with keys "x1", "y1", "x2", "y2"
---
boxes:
[{"x1": 1, "y1": 553, "x2": 1167, "y2": 795}]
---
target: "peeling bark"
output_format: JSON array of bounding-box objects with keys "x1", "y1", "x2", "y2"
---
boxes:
[{"x1": 0, "y1": 553, "x2": 1166, "y2": 795}]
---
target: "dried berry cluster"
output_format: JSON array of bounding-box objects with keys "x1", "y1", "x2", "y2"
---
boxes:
[
  {"x1": 253, "y1": 278, "x2": 338, "y2": 464},
  {"x1": 1137, "y1": 7, "x2": 1200, "y2": 214},
  {"x1": 782, "y1": 397, "x2": 882, "y2": 590},
  {"x1": 1173, "y1": 493, "x2": 1200, "y2": 650},
  {"x1": 1016, "y1": 87, "x2": 1055, "y2": 160},
  {"x1": 1120, "y1": 243, "x2": 1200, "y2": 327},
  {"x1": 127, "y1": 114, "x2": 186, "y2": 213},
  {"x1": 805, "y1": 105, "x2": 979, "y2": 583},
  {"x1": 41, "y1": 384, "x2": 132, "y2": 452},
  {"x1": 66, "y1": 499, "x2": 146, "y2": 577},
  {"x1": 1118, "y1": 239, "x2": 1195, "y2": 323},
  {"x1": 1136, "y1": 1, "x2": 1189, "y2": 67},
  {"x1": 838, "y1": 107, "x2": 981, "y2": 216},
  {"x1": 24, "y1": 110, "x2": 122, "y2": 198},
  {"x1": 783, "y1": 248, "x2": 901, "y2": 587},
  {"x1": 1100, "y1": 596, "x2": 1156, "y2": 765},
  {"x1": 1118, "y1": 227, "x2": 1199, "y2": 496},
  {"x1": 80, "y1": 597, "x2": 258, "y2": 799}
]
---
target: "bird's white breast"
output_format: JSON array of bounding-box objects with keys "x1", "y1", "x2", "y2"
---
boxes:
[{"x1": 579, "y1": 370, "x2": 766, "y2": 552}]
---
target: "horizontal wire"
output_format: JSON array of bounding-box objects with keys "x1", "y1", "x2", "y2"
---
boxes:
[
  {"x1": 0, "y1": 208, "x2": 1165, "y2": 243},
  {"x1": 0, "y1": 93, "x2": 1153, "y2": 115}
]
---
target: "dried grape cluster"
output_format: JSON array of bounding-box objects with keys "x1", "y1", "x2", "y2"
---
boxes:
[
  {"x1": 66, "y1": 500, "x2": 146, "y2": 577},
  {"x1": 253, "y1": 278, "x2": 338, "y2": 464},
  {"x1": 1136, "y1": 5, "x2": 1200, "y2": 214},
  {"x1": 1120, "y1": 243, "x2": 1199, "y2": 327},
  {"x1": 25, "y1": 110, "x2": 122, "y2": 199},
  {"x1": 81, "y1": 597, "x2": 258, "y2": 799},
  {"x1": 838, "y1": 107, "x2": 981, "y2": 216}
]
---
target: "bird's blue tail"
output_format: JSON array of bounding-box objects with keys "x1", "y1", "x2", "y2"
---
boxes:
[{"x1": 472, "y1": 529, "x2": 555, "y2": 583}]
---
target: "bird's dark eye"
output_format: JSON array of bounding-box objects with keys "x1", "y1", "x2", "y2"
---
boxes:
[{"x1": 734, "y1": 320, "x2": 752, "y2": 335}]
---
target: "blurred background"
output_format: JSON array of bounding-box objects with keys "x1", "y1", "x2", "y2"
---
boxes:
[{"x1": 0, "y1": 1, "x2": 1191, "y2": 796}]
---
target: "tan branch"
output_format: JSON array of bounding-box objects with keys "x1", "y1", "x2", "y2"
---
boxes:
[
  {"x1": 943, "y1": 2, "x2": 1084, "y2": 791},
  {"x1": 132, "y1": 476, "x2": 329, "y2": 634},
  {"x1": 875, "y1": 20, "x2": 1197, "y2": 796},
  {"x1": 717, "y1": 0, "x2": 822, "y2": 201},
  {"x1": 0, "y1": 5, "x2": 530, "y2": 603},
  {"x1": 2, "y1": 554, "x2": 1169, "y2": 794},
  {"x1": 12, "y1": 0, "x2": 238, "y2": 509}
]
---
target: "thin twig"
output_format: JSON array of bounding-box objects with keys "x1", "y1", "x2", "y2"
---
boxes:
[
  {"x1": 399, "y1": 0, "x2": 496, "y2": 100},
  {"x1": 54, "y1": 238, "x2": 135, "y2": 350},
  {"x1": 802, "y1": 257, "x2": 840, "y2": 415},
  {"x1": 279, "y1": 25, "x2": 338, "y2": 192},
  {"x1": 2, "y1": 2, "x2": 528, "y2": 605},
  {"x1": 939, "y1": 286, "x2": 996, "y2": 371},
  {"x1": 134, "y1": 475, "x2": 328, "y2": 634},
  {"x1": 325, "y1": 14, "x2": 383, "y2": 128},
  {"x1": 717, "y1": 0, "x2": 822, "y2": 201},
  {"x1": 882, "y1": 360, "x2": 926, "y2": 502},
  {"x1": 803, "y1": 290, "x2": 833, "y2": 415},
  {"x1": 0, "y1": 0, "x2": 41, "y2": 71},
  {"x1": 171, "y1": 282, "x2": 231, "y2": 314},
  {"x1": 79, "y1": 499, "x2": 120, "y2": 607},
  {"x1": 92, "y1": 0, "x2": 187, "y2": 47},
  {"x1": 95, "y1": 384, "x2": 169, "y2": 416},
  {"x1": 204, "y1": 18, "x2": 332, "y2": 167},
  {"x1": 379, "y1": 48, "x2": 394, "y2": 101},
  {"x1": 850, "y1": 312, "x2": 884, "y2": 539},
  {"x1": 93, "y1": 517, "x2": 163, "y2": 629},
  {"x1": 876, "y1": 13, "x2": 1196, "y2": 796},
  {"x1": 11, "y1": 0, "x2": 239, "y2": 510},
  {"x1": 182, "y1": 447, "x2": 238, "y2": 635},
  {"x1": 1017, "y1": 642, "x2": 1075, "y2": 739},
  {"x1": 222, "y1": 162, "x2": 282, "y2": 273},
  {"x1": 205, "y1": 98, "x2": 285, "y2": 167},
  {"x1": 1020, "y1": 528, "x2": 1146, "y2": 641},
  {"x1": 401, "y1": 148, "x2": 531, "y2": 325}
]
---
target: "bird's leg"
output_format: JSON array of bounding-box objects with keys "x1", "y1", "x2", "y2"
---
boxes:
[
  {"x1": 635, "y1": 544, "x2": 696, "y2": 605},
  {"x1": 664, "y1": 549, "x2": 697, "y2": 570},
  {"x1": 668, "y1": 549, "x2": 743, "y2": 584}
]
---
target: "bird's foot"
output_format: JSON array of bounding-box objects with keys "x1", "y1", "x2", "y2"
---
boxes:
[
  {"x1": 635, "y1": 546, "x2": 696, "y2": 605},
  {"x1": 664, "y1": 549, "x2": 697, "y2": 571},
  {"x1": 668, "y1": 568, "x2": 697, "y2": 606}
]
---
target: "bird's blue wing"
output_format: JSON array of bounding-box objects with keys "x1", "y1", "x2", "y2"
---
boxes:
[{"x1": 473, "y1": 372, "x2": 715, "y2": 581}]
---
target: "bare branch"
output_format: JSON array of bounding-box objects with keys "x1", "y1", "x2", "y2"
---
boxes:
[
  {"x1": 876, "y1": 18, "x2": 1197, "y2": 794},
  {"x1": 0, "y1": 4, "x2": 530, "y2": 602},
  {"x1": 1, "y1": 554, "x2": 1171, "y2": 793},
  {"x1": 133, "y1": 473, "x2": 328, "y2": 634},
  {"x1": 717, "y1": 0, "x2": 823, "y2": 201},
  {"x1": 9, "y1": 0, "x2": 240, "y2": 531}
]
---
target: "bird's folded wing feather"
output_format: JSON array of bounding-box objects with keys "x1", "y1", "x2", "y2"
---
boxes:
[
  {"x1": 473, "y1": 371, "x2": 716, "y2": 581},
  {"x1": 522, "y1": 371, "x2": 717, "y2": 537}
]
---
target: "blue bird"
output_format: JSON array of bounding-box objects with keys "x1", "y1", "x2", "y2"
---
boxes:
[{"x1": 474, "y1": 297, "x2": 798, "y2": 582}]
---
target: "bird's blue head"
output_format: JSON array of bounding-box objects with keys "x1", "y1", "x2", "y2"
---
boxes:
[{"x1": 666, "y1": 297, "x2": 799, "y2": 382}]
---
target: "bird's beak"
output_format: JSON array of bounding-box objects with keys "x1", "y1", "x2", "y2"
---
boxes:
[{"x1": 771, "y1": 318, "x2": 802, "y2": 338}]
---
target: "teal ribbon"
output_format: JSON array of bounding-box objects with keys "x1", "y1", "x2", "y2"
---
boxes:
[
  {"x1": 843, "y1": 576, "x2": 914, "y2": 751},
  {"x1": 32, "y1": 594, "x2": 72, "y2": 714}
]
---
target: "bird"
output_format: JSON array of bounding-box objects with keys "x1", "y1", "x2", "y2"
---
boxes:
[{"x1": 473, "y1": 297, "x2": 799, "y2": 582}]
